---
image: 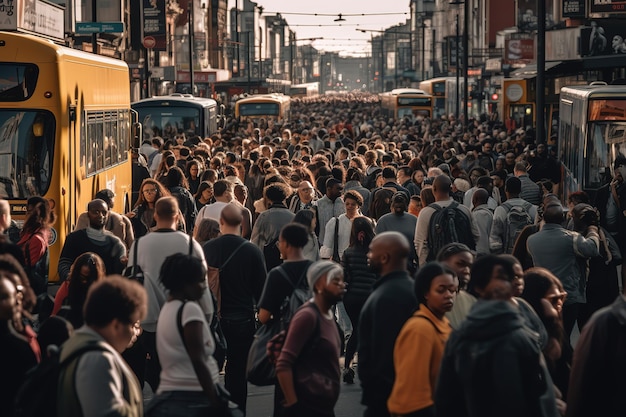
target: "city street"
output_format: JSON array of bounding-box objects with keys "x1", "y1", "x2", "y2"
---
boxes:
[{"x1": 246, "y1": 374, "x2": 365, "y2": 417}]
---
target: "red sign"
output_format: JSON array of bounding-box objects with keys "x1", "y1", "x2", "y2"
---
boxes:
[
  {"x1": 176, "y1": 71, "x2": 218, "y2": 83},
  {"x1": 143, "y1": 36, "x2": 156, "y2": 49}
]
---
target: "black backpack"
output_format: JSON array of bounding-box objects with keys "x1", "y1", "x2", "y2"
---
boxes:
[
  {"x1": 427, "y1": 201, "x2": 476, "y2": 261},
  {"x1": 14, "y1": 343, "x2": 106, "y2": 417}
]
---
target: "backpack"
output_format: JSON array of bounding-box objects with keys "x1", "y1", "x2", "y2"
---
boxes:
[
  {"x1": 370, "y1": 187, "x2": 396, "y2": 220},
  {"x1": 14, "y1": 343, "x2": 106, "y2": 417},
  {"x1": 246, "y1": 265, "x2": 311, "y2": 386},
  {"x1": 502, "y1": 201, "x2": 533, "y2": 253},
  {"x1": 267, "y1": 302, "x2": 321, "y2": 366},
  {"x1": 427, "y1": 201, "x2": 476, "y2": 261}
]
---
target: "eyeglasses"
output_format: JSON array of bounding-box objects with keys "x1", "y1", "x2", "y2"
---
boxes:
[{"x1": 143, "y1": 188, "x2": 157, "y2": 194}]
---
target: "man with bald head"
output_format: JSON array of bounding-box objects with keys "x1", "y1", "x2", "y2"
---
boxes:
[
  {"x1": 527, "y1": 200, "x2": 600, "y2": 342},
  {"x1": 414, "y1": 175, "x2": 479, "y2": 265},
  {"x1": 203, "y1": 203, "x2": 266, "y2": 412},
  {"x1": 58, "y1": 199, "x2": 126, "y2": 281},
  {"x1": 358, "y1": 231, "x2": 418, "y2": 417}
]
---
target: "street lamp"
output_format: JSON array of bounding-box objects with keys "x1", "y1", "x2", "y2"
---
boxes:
[
  {"x1": 450, "y1": 0, "x2": 469, "y2": 127},
  {"x1": 187, "y1": 0, "x2": 195, "y2": 95}
]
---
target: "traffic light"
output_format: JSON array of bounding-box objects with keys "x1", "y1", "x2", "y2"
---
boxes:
[{"x1": 491, "y1": 93, "x2": 499, "y2": 101}]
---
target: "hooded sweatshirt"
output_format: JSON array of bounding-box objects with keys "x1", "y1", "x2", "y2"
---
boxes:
[{"x1": 435, "y1": 300, "x2": 559, "y2": 417}]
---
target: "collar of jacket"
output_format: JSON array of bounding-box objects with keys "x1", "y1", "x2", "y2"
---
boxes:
[{"x1": 373, "y1": 269, "x2": 411, "y2": 290}]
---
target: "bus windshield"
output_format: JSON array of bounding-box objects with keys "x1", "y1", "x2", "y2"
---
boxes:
[
  {"x1": 239, "y1": 103, "x2": 279, "y2": 116},
  {"x1": 0, "y1": 110, "x2": 55, "y2": 198},
  {"x1": 398, "y1": 97, "x2": 431, "y2": 106},
  {"x1": 135, "y1": 106, "x2": 201, "y2": 140},
  {"x1": 0, "y1": 64, "x2": 39, "y2": 101},
  {"x1": 586, "y1": 121, "x2": 626, "y2": 189}
]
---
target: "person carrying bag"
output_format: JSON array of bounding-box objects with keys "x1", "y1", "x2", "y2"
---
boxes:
[{"x1": 145, "y1": 253, "x2": 242, "y2": 417}]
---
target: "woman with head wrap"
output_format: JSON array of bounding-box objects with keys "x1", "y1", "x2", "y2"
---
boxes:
[{"x1": 275, "y1": 260, "x2": 346, "y2": 417}]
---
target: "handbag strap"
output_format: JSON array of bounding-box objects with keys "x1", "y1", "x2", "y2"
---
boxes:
[
  {"x1": 332, "y1": 216, "x2": 340, "y2": 262},
  {"x1": 220, "y1": 240, "x2": 249, "y2": 271},
  {"x1": 188, "y1": 234, "x2": 194, "y2": 257},
  {"x1": 176, "y1": 301, "x2": 189, "y2": 350},
  {"x1": 130, "y1": 237, "x2": 140, "y2": 278}
]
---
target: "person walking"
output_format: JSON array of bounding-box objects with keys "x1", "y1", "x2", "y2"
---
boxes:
[
  {"x1": 321, "y1": 190, "x2": 363, "y2": 262},
  {"x1": 276, "y1": 260, "x2": 346, "y2": 417},
  {"x1": 76, "y1": 189, "x2": 134, "y2": 252},
  {"x1": 388, "y1": 262, "x2": 458, "y2": 417},
  {"x1": 125, "y1": 196, "x2": 211, "y2": 392},
  {"x1": 57, "y1": 277, "x2": 147, "y2": 417},
  {"x1": 203, "y1": 203, "x2": 266, "y2": 414},
  {"x1": 17, "y1": 196, "x2": 55, "y2": 295},
  {"x1": 527, "y1": 200, "x2": 599, "y2": 342},
  {"x1": 341, "y1": 217, "x2": 377, "y2": 384},
  {"x1": 58, "y1": 199, "x2": 126, "y2": 282},
  {"x1": 358, "y1": 231, "x2": 418, "y2": 417},
  {"x1": 146, "y1": 254, "x2": 224, "y2": 417},
  {"x1": 435, "y1": 256, "x2": 559, "y2": 417}
]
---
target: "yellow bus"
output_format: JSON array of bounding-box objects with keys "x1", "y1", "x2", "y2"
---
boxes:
[
  {"x1": 234, "y1": 93, "x2": 291, "y2": 123},
  {"x1": 419, "y1": 77, "x2": 461, "y2": 120},
  {"x1": 0, "y1": 32, "x2": 134, "y2": 282},
  {"x1": 379, "y1": 88, "x2": 433, "y2": 120},
  {"x1": 289, "y1": 82, "x2": 319, "y2": 99}
]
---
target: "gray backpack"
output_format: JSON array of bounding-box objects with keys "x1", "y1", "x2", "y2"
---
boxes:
[{"x1": 503, "y1": 201, "x2": 533, "y2": 253}]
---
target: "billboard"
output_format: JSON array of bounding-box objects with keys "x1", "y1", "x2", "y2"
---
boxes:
[
  {"x1": 591, "y1": 0, "x2": 626, "y2": 14},
  {"x1": 143, "y1": 0, "x2": 166, "y2": 51},
  {"x1": 582, "y1": 19, "x2": 626, "y2": 57},
  {"x1": 504, "y1": 38, "x2": 535, "y2": 67},
  {"x1": 563, "y1": 0, "x2": 586, "y2": 18},
  {"x1": 517, "y1": 0, "x2": 556, "y2": 32}
]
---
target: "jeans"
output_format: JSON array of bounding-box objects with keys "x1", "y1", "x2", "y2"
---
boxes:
[
  {"x1": 146, "y1": 391, "x2": 212, "y2": 417},
  {"x1": 343, "y1": 294, "x2": 368, "y2": 368},
  {"x1": 221, "y1": 314, "x2": 257, "y2": 414}
]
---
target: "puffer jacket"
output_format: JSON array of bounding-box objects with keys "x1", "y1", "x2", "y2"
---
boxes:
[{"x1": 341, "y1": 246, "x2": 377, "y2": 300}]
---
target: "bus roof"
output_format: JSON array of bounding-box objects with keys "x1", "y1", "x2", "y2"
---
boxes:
[
  {"x1": 384, "y1": 88, "x2": 426, "y2": 95},
  {"x1": 0, "y1": 31, "x2": 128, "y2": 70},
  {"x1": 132, "y1": 94, "x2": 218, "y2": 107},
  {"x1": 561, "y1": 84, "x2": 626, "y2": 99},
  {"x1": 236, "y1": 93, "x2": 290, "y2": 103}
]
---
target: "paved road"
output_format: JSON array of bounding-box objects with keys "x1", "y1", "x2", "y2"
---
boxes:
[{"x1": 246, "y1": 373, "x2": 365, "y2": 417}]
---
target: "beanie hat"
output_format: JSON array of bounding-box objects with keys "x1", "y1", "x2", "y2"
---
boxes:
[{"x1": 306, "y1": 260, "x2": 342, "y2": 291}]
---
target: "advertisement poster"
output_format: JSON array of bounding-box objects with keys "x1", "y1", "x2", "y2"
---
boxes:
[{"x1": 143, "y1": 0, "x2": 166, "y2": 51}]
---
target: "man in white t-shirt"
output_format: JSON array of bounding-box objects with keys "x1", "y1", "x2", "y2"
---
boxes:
[
  {"x1": 194, "y1": 179, "x2": 234, "y2": 229},
  {"x1": 126, "y1": 196, "x2": 211, "y2": 391}
]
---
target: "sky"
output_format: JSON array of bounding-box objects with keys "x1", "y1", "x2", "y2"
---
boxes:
[{"x1": 256, "y1": 0, "x2": 412, "y2": 56}]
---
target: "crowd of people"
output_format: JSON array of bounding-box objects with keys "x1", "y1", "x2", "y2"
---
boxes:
[{"x1": 1, "y1": 93, "x2": 626, "y2": 417}]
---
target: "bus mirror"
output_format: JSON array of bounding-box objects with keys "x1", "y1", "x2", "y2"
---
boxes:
[{"x1": 132, "y1": 122, "x2": 142, "y2": 149}]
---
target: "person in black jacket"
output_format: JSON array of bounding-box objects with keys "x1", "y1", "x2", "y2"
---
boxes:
[
  {"x1": 165, "y1": 166, "x2": 197, "y2": 234},
  {"x1": 341, "y1": 217, "x2": 377, "y2": 384},
  {"x1": 358, "y1": 231, "x2": 418, "y2": 417},
  {"x1": 435, "y1": 255, "x2": 559, "y2": 417},
  {"x1": 58, "y1": 199, "x2": 126, "y2": 282}
]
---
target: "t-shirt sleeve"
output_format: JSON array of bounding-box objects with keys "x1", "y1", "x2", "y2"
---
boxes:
[{"x1": 257, "y1": 269, "x2": 287, "y2": 316}]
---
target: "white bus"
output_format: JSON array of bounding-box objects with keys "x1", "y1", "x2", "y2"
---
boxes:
[{"x1": 559, "y1": 83, "x2": 626, "y2": 202}]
